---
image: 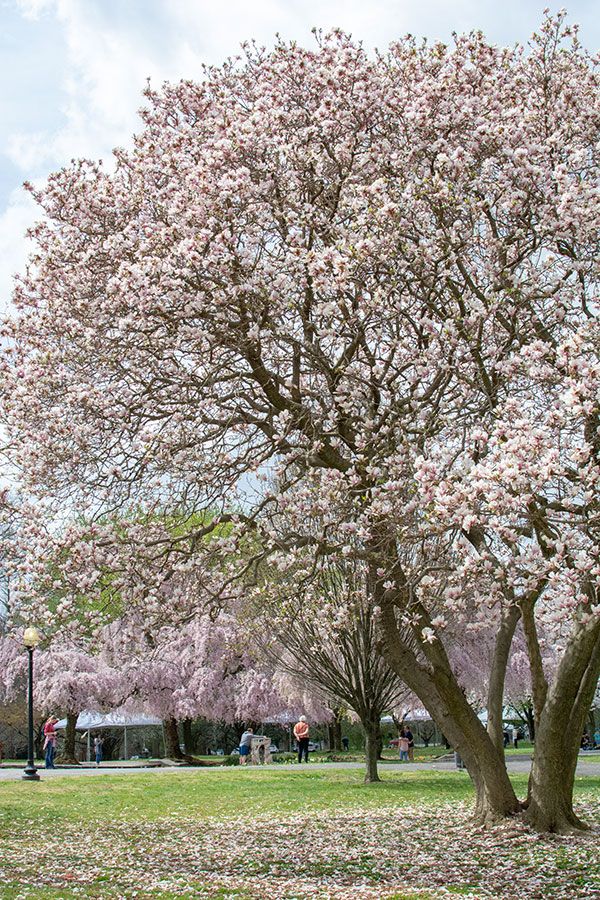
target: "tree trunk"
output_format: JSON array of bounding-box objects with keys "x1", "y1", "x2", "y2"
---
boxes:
[
  {"x1": 521, "y1": 599, "x2": 548, "y2": 732},
  {"x1": 163, "y1": 717, "x2": 185, "y2": 760},
  {"x1": 363, "y1": 716, "x2": 381, "y2": 783},
  {"x1": 487, "y1": 605, "x2": 520, "y2": 753},
  {"x1": 380, "y1": 601, "x2": 520, "y2": 823},
  {"x1": 328, "y1": 708, "x2": 343, "y2": 751},
  {"x1": 182, "y1": 718, "x2": 194, "y2": 755},
  {"x1": 525, "y1": 621, "x2": 600, "y2": 833},
  {"x1": 56, "y1": 711, "x2": 79, "y2": 764},
  {"x1": 587, "y1": 709, "x2": 596, "y2": 737},
  {"x1": 523, "y1": 704, "x2": 535, "y2": 743}
]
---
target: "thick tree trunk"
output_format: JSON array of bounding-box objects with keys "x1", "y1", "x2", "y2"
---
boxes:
[
  {"x1": 363, "y1": 717, "x2": 381, "y2": 783},
  {"x1": 182, "y1": 718, "x2": 194, "y2": 755},
  {"x1": 525, "y1": 622, "x2": 600, "y2": 833},
  {"x1": 380, "y1": 601, "x2": 520, "y2": 823},
  {"x1": 56, "y1": 711, "x2": 79, "y2": 764},
  {"x1": 65, "y1": 711, "x2": 77, "y2": 760},
  {"x1": 163, "y1": 717, "x2": 185, "y2": 760}
]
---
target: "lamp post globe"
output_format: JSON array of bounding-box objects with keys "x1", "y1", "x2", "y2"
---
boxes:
[{"x1": 22, "y1": 626, "x2": 41, "y2": 781}]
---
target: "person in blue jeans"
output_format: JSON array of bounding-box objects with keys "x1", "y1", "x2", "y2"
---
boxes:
[
  {"x1": 43, "y1": 716, "x2": 59, "y2": 768},
  {"x1": 239, "y1": 728, "x2": 254, "y2": 765},
  {"x1": 94, "y1": 735, "x2": 104, "y2": 766}
]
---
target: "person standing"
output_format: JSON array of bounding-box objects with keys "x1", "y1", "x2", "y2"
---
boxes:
[
  {"x1": 512, "y1": 725, "x2": 519, "y2": 749},
  {"x1": 398, "y1": 730, "x2": 409, "y2": 761},
  {"x1": 238, "y1": 728, "x2": 254, "y2": 765},
  {"x1": 43, "y1": 716, "x2": 59, "y2": 769},
  {"x1": 93, "y1": 735, "x2": 104, "y2": 767},
  {"x1": 294, "y1": 716, "x2": 310, "y2": 763}
]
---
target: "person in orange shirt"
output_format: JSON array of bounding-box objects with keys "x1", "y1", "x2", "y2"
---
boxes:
[{"x1": 293, "y1": 716, "x2": 310, "y2": 763}]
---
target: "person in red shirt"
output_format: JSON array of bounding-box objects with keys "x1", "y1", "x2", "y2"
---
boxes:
[
  {"x1": 43, "y1": 716, "x2": 59, "y2": 769},
  {"x1": 293, "y1": 716, "x2": 310, "y2": 763}
]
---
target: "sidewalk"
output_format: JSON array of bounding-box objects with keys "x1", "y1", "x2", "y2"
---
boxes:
[{"x1": 1, "y1": 755, "x2": 599, "y2": 780}]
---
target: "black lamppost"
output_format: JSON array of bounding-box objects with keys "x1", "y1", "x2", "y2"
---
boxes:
[{"x1": 22, "y1": 626, "x2": 41, "y2": 781}]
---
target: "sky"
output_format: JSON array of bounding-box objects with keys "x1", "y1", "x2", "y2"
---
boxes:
[{"x1": 0, "y1": 0, "x2": 598, "y2": 310}]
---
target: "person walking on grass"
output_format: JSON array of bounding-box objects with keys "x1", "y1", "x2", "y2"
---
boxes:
[
  {"x1": 43, "y1": 716, "x2": 59, "y2": 769},
  {"x1": 294, "y1": 716, "x2": 310, "y2": 763}
]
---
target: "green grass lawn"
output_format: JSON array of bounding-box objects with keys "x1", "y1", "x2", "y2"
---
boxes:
[{"x1": 0, "y1": 768, "x2": 599, "y2": 899}]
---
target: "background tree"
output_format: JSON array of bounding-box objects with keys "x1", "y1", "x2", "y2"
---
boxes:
[{"x1": 252, "y1": 556, "x2": 411, "y2": 782}]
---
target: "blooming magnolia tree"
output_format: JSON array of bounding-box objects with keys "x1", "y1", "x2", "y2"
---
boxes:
[{"x1": 2, "y1": 13, "x2": 599, "y2": 831}]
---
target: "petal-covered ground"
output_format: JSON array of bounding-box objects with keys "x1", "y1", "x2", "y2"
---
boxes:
[{"x1": 1, "y1": 799, "x2": 599, "y2": 899}]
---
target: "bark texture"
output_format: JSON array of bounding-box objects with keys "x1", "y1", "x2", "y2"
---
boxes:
[
  {"x1": 163, "y1": 717, "x2": 185, "y2": 760},
  {"x1": 363, "y1": 716, "x2": 382, "y2": 783},
  {"x1": 380, "y1": 600, "x2": 520, "y2": 823},
  {"x1": 182, "y1": 718, "x2": 195, "y2": 755},
  {"x1": 328, "y1": 708, "x2": 343, "y2": 751},
  {"x1": 525, "y1": 621, "x2": 600, "y2": 832},
  {"x1": 487, "y1": 606, "x2": 521, "y2": 753},
  {"x1": 55, "y1": 711, "x2": 80, "y2": 764}
]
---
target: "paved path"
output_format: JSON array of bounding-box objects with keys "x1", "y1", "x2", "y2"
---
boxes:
[{"x1": 1, "y1": 756, "x2": 599, "y2": 781}]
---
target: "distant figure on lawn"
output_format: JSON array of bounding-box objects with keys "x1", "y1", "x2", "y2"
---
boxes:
[
  {"x1": 398, "y1": 730, "x2": 409, "y2": 761},
  {"x1": 94, "y1": 735, "x2": 104, "y2": 766},
  {"x1": 342, "y1": 736, "x2": 349, "y2": 752},
  {"x1": 512, "y1": 726, "x2": 519, "y2": 749},
  {"x1": 43, "y1": 716, "x2": 59, "y2": 769},
  {"x1": 238, "y1": 728, "x2": 254, "y2": 765},
  {"x1": 294, "y1": 716, "x2": 310, "y2": 763}
]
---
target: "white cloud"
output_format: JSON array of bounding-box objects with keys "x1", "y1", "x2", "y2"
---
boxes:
[{"x1": 0, "y1": 187, "x2": 38, "y2": 311}]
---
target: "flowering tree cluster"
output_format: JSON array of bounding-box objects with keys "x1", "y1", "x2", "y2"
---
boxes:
[
  {"x1": 100, "y1": 609, "x2": 325, "y2": 758},
  {"x1": 1, "y1": 13, "x2": 599, "y2": 831}
]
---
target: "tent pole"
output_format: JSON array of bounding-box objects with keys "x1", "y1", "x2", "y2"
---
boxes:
[
  {"x1": 87, "y1": 730, "x2": 91, "y2": 763},
  {"x1": 124, "y1": 725, "x2": 128, "y2": 760}
]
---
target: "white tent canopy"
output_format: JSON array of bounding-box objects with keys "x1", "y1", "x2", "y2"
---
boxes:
[
  {"x1": 55, "y1": 709, "x2": 164, "y2": 761},
  {"x1": 381, "y1": 708, "x2": 432, "y2": 724},
  {"x1": 55, "y1": 710, "x2": 162, "y2": 730}
]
